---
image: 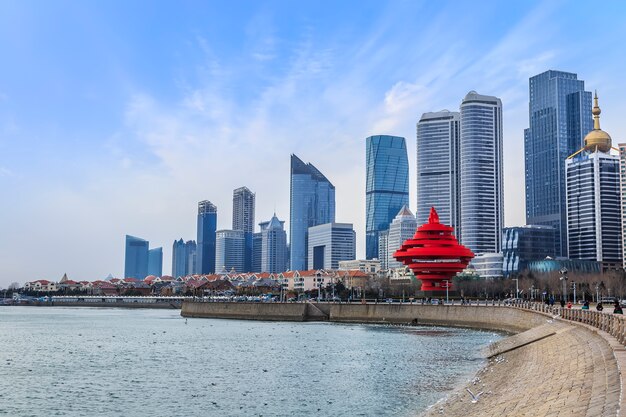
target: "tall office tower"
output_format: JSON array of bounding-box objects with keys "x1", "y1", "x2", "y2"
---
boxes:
[
  {"x1": 566, "y1": 94, "x2": 621, "y2": 267},
  {"x1": 502, "y1": 226, "x2": 556, "y2": 276},
  {"x1": 215, "y1": 230, "x2": 245, "y2": 273},
  {"x1": 525, "y1": 70, "x2": 592, "y2": 257},
  {"x1": 233, "y1": 186, "x2": 255, "y2": 272},
  {"x1": 416, "y1": 111, "x2": 461, "y2": 231},
  {"x1": 308, "y1": 223, "x2": 356, "y2": 270},
  {"x1": 252, "y1": 232, "x2": 262, "y2": 273},
  {"x1": 365, "y1": 135, "x2": 409, "y2": 260},
  {"x1": 124, "y1": 235, "x2": 149, "y2": 279},
  {"x1": 385, "y1": 206, "x2": 418, "y2": 270},
  {"x1": 378, "y1": 230, "x2": 389, "y2": 270},
  {"x1": 260, "y1": 214, "x2": 288, "y2": 273},
  {"x1": 148, "y1": 247, "x2": 163, "y2": 277},
  {"x1": 460, "y1": 91, "x2": 504, "y2": 254},
  {"x1": 290, "y1": 154, "x2": 336, "y2": 270},
  {"x1": 196, "y1": 200, "x2": 217, "y2": 274},
  {"x1": 620, "y1": 144, "x2": 626, "y2": 268},
  {"x1": 172, "y1": 239, "x2": 187, "y2": 278},
  {"x1": 185, "y1": 240, "x2": 197, "y2": 276}
]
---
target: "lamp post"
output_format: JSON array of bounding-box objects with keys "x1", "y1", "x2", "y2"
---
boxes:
[
  {"x1": 572, "y1": 281, "x2": 576, "y2": 304},
  {"x1": 559, "y1": 268, "x2": 568, "y2": 302},
  {"x1": 443, "y1": 280, "x2": 449, "y2": 304},
  {"x1": 512, "y1": 278, "x2": 519, "y2": 300},
  {"x1": 596, "y1": 284, "x2": 600, "y2": 303}
]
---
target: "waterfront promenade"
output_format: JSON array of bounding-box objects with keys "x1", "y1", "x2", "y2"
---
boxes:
[{"x1": 183, "y1": 300, "x2": 626, "y2": 416}]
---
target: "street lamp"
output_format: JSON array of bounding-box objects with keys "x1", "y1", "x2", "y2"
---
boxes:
[
  {"x1": 512, "y1": 278, "x2": 519, "y2": 300},
  {"x1": 572, "y1": 281, "x2": 576, "y2": 304},
  {"x1": 595, "y1": 284, "x2": 600, "y2": 303},
  {"x1": 443, "y1": 280, "x2": 450, "y2": 304},
  {"x1": 559, "y1": 268, "x2": 568, "y2": 302}
]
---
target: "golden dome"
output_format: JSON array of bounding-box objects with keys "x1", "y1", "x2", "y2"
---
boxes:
[{"x1": 583, "y1": 92, "x2": 611, "y2": 152}]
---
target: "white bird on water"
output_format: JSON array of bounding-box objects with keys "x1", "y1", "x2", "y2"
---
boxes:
[{"x1": 466, "y1": 388, "x2": 483, "y2": 403}]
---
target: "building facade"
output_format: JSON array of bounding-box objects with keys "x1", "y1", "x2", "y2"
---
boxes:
[
  {"x1": 172, "y1": 239, "x2": 196, "y2": 278},
  {"x1": 307, "y1": 223, "x2": 356, "y2": 270},
  {"x1": 471, "y1": 253, "x2": 504, "y2": 279},
  {"x1": 365, "y1": 135, "x2": 409, "y2": 260},
  {"x1": 215, "y1": 229, "x2": 245, "y2": 273},
  {"x1": 232, "y1": 186, "x2": 255, "y2": 272},
  {"x1": 416, "y1": 111, "x2": 460, "y2": 230},
  {"x1": 619, "y1": 143, "x2": 626, "y2": 268},
  {"x1": 566, "y1": 94, "x2": 622, "y2": 266},
  {"x1": 290, "y1": 154, "x2": 335, "y2": 270},
  {"x1": 385, "y1": 206, "x2": 418, "y2": 270},
  {"x1": 460, "y1": 91, "x2": 504, "y2": 254},
  {"x1": 378, "y1": 230, "x2": 389, "y2": 270},
  {"x1": 260, "y1": 214, "x2": 288, "y2": 273},
  {"x1": 148, "y1": 247, "x2": 163, "y2": 277},
  {"x1": 252, "y1": 232, "x2": 262, "y2": 273},
  {"x1": 338, "y1": 259, "x2": 381, "y2": 273},
  {"x1": 124, "y1": 235, "x2": 149, "y2": 279},
  {"x1": 502, "y1": 226, "x2": 556, "y2": 276},
  {"x1": 196, "y1": 200, "x2": 217, "y2": 274},
  {"x1": 525, "y1": 70, "x2": 592, "y2": 257}
]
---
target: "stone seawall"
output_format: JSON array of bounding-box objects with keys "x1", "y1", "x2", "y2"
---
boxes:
[
  {"x1": 182, "y1": 301, "x2": 311, "y2": 321},
  {"x1": 29, "y1": 301, "x2": 181, "y2": 309}
]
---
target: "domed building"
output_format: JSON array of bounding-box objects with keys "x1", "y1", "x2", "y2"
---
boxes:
[{"x1": 565, "y1": 93, "x2": 622, "y2": 269}]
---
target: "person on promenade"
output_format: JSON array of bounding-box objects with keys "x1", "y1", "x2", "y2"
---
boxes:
[
  {"x1": 549, "y1": 296, "x2": 555, "y2": 306},
  {"x1": 597, "y1": 302, "x2": 604, "y2": 311},
  {"x1": 582, "y1": 300, "x2": 590, "y2": 310},
  {"x1": 613, "y1": 301, "x2": 623, "y2": 315},
  {"x1": 560, "y1": 299, "x2": 565, "y2": 308},
  {"x1": 567, "y1": 301, "x2": 572, "y2": 309}
]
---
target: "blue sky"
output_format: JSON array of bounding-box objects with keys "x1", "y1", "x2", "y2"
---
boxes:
[{"x1": 1, "y1": 0, "x2": 626, "y2": 286}]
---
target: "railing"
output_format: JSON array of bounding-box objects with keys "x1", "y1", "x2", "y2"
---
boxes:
[{"x1": 511, "y1": 300, "x2": 626, "y2": 345}]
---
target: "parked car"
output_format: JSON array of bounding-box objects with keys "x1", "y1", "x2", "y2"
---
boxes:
[{"x1": 430, "y1": 298, "x2": 441, "y2": 305}]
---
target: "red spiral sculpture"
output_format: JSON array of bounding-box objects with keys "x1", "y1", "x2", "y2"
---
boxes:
[{"x1": 393, "y1": 207, "x2": 474, "y2": 292}]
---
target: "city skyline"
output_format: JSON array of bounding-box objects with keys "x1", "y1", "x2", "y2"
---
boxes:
[{"x1": 2, "y1": 1, "x2": 626, "y2": 285}]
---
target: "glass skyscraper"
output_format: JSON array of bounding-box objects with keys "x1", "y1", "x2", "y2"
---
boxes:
[
  {"x1": 196, "y1": 200, "x2": 217, "y2": 274},
  {"x1": 124, "y1": 235, "x2": 149, "y2": 279},
  {"x1": 416, "y1": 111, "x2": 460, "y2": 230},
  {"x1": 502, "y1": 226, "x2": 555, "y2": 276},
  {"x1": 233, "y1": 186, "x2": 255, "y2": 272},
  {"x1": 460, "y1": 91, "x2": 504, "y2": 254},
  {"x1": 290, "y1": 154, "x2": 335, "y2": 271},
  {"x1": 365, "y1": 135, "x2": 409, "y2": 260},
  {"x1": 215, "y1": 229, "x2": 245, "y2": 273},
  {"x1": 525, "y1": 70, "x2": 592, "y2": 257},
  {"x1": 385, "y1": 206, "x2": 417, "y2": 270},
  {"x1": 172, "y1": 239, "x2": 196, "y2": 278},
  {"x1": 148, "y1": 247, "x2": 163, "y2": 277},
  {"x1": 260, "y1": 214, "x2": 288, "y2": 273}
]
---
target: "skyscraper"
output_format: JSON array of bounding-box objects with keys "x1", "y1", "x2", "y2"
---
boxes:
[
  {"x1": 124, "y1": 235, "x2": 149, "y2": 279},
  {"x1": 385, "y1": 206, "x2": 418, "y2": 270},
  {"x1": 233, "y1": 186, "x2": 255, "y2": 272},
  {"x1": 566, "y1": 94, "x2": 621, "y2": 267},
  {"x1": 460, "y1": 91, "x2": 504, "y2": 254},
  {"x1": 252, "y1": 232, "x2": 262, "y2": 273},
  {"x1": 172, "y1": 239, "x2": 195, "y2": 278},
  {"x1": 416, "y1": 111, "x2": 460, "y2": 230},
  {"x1": 620, "y1": 143, "x2": 626, "y2": 268},
  {"x1": 365, "y1": 135, "x2": 409, "y2": 260},
  {"x1": 307, "y1": 223, "x2": 356, "y2": 270},
  {"x1": 290, "y1": 154, "x2": 335, "y2": 270},
  {"x1": 215, "y1": 230, "x2": 245, "y2": 273},
  {"x1": 148, "y1": 247, "x2": 163, "y2": 277},
  {"x1": 260, "y1": 214, "x2": 288, "y2": 273},
  {"x1": 502, "y1": 226, "x2": 555, "y2": 276},
  {"x1": 525, "y1": 70, "x2": 592, "y2": 257},
  {"x1": 196, "y1": 200, "x2": 217, "y2": 274}
]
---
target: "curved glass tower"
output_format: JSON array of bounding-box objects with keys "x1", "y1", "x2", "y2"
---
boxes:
[
  {"x1": 289, "y1": 155, "x2": 335, "y2": 271},
  {"x1": 460, "y1": 91, "x2": 504, "y2": 254},
  {"x1": 365, "y1": 135, "x2": 409, "y2": 260},
  {"x1": 197, "y1": 200, "x2": 217, "y2": 274}
]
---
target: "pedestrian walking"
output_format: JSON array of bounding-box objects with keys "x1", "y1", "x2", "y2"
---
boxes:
[
  {"x1": 614, "y1": 301, "x2": 623, "y2": 315},
  {"x1": 597, "y1": 302, "x2": 604, "y2": 311}
]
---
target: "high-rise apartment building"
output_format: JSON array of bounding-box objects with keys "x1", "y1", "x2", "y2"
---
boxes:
[
  {"x1": 566, "y1": 94, "x2": 621, "y2": 267},
  {"x1": 525, "y1": 70, "x2": 592, "y2": 257},
  {"x1": 385, "y1": 206, "x2": 418, "y2": 270},
  {"x1": 124, "y1": 235, "x2": 149, "y2": 279},
  {"x1": 260, "y1": 214, "x2": 288, "y2": 273},
  {"x1": 460, "y1": 91, "x2": 504, "y2": 254},
  {"x1": 233, "y1": 186, "x2": 255, "y2": 272},
  {"x1": 196, "y1": 200, "x2": 217, "y2": 274},
  {"x1": 215, "y1": 229, "x2": 245, "y2": 273},
  {"x1": 416, "y1": 111, "x2": 460, "y2": 230},
  {"x1": 365, "y1": 135, "x2": 409, "y2": 260},
  {"x1": 307, "y1": 223, "x2": 356, "y2": 270},
  {"x1": 252, "y1": 232, "x2": 262, "y2": 273},
  {"x1": 290, "y1": 154, "x2": 335, "y2": 270},
  {"x1": 148, "y1": 247, "x2": 163, "y2": 277}
]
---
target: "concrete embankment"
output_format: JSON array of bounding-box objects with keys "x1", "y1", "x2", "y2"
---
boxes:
[{"x1": 182, "y1": 301, "x2": 624, "y2": 416}]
